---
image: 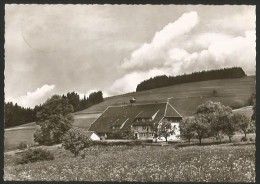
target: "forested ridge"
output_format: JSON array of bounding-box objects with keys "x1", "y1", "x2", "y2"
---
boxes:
[
  {"x1": 136, "y1": 67, "x2": 246, "y2": 92},
  {"x1": 5, "y1": 91, "x2": 103, "y2": 128}
]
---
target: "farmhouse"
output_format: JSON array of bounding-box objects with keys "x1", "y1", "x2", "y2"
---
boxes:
[{"x1": 88, "y1": 102, "x2": 182, "y2": 141}]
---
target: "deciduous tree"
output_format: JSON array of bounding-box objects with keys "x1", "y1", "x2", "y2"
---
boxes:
[
  {"x1": 158, "y1": 121, "x2": 176, "y2": 142},
  {"x1": 196, "y1": 101, "x2": 233, "y2": 142},
  {"x1": 232, "y1": 113, "x2": 251, "y2": 138},
  {"x1": 191, "y1": 114, "x2": 211, "y2": 144},
  {"x1": 179, "y1": 117, "x2": 195, "y2": 142},
  {"x1": 34, "y1": 95, "x2": 74, "y2": 145},
  {"x1": 62, "y1": 127, "x2": 92, "y2": 157}
]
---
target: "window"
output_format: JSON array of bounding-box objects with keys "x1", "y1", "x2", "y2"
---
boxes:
[{"x1": 142, "y1": 126, "x2": 146, "y2": 130}]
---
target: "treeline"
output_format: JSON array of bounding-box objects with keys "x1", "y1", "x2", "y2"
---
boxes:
[
  {"x1": 136, "y1": 67, "x2": 246, "y2": 91},
  {"x1": 4, "y1": 91, "x2": 104, "y2": 128},
  {"x1": 4, "y1": 102, "x2": 35, "y2": 128},
  {"x1": 62, "y1": 91, "x2": 103, "y2": 112}
]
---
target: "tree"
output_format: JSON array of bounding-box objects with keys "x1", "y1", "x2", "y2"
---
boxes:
[
  {"x1": 88, "y1": 91, "x2": 103, "y2": 105},
  {"x1": 232, "y1": 113, "x2": 251, "y2": 138},
  {"x1": 34, "y1": 95, "x2": 74, "y2": 145},
  {"x1": 158, "y1": 121, "x2": 176, "y2": 142},
  {"x1": 179, "y1": 117, "x2": 195, "y2": 142},
  {"x1": 210, "y1": 104, "x2": 233, "y2": 142},
  {"x1": 195, "y1": 101, "x2": 233, "y2": 143},
  {"x1": 62, "y1": 127, "x2": 92, "y2": 157},
  {"x1": 251, "y1": 93, "x2": 256, "y2": 125},
  {"x1": 222, "y1": 114, "x2": 237, "y2": 142},
  {"x1": 212, "y1": 89, "x2": 218, "y2": 96},
  {"x1": 191, "y1": 114, "x2": 211, "y2": 144},
  {"x1": 151, "y1": 122, "x2": 159, "y2": 142},
  {"x1": 66, "y1": 92, "x2": 80, "y2": 112}
]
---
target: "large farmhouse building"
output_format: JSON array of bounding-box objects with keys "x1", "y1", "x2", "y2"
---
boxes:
[{"x1": 88, "y1": 102, "x2": 182, "y2": 141}]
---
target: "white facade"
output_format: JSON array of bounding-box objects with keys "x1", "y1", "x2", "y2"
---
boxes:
[
  {"x1": 133, "y1": 117, "x2": 181, "y2": 141},
  {"x1": 89, "y1": 132, "x2": 101, "y2": 141},
  {"x1": 155, "y1": 117, "x2": 180, "y2": 142},
  {"x1": 133, "y1": 125, "x2": 154, "y2": 140}
]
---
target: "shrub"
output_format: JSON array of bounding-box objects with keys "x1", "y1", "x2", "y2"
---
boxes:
[
  {"x1": 241, "y1": 136, "x2": 248, "y2": 142},
  {"x1": 212, "y1": 89, "x2": 218, "y2": 96},
  {"x1": 16, "y1": 148, "x2": 54, "y2": 165},
  {"x1": 62, "y1": 127, "x2": 92, "y2": 157},
  {"x1": 17, "y1": 141, "x2": 28, "y2": 150}
]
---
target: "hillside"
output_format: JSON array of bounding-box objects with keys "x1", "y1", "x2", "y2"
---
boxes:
[
  {"x1": 4, "y1": 76, "x2": 255, "y2": 150},
  {"x1": 77, "y1": 76, "x2": 255, "y2": 117}
]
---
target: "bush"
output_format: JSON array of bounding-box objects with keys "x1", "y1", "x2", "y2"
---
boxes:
[
  {"x1": 241, "y1": 136, "x2": 248, "y2": 142},
  {"x1": 16, "y1": 148, "x2": 54, "y2": 165},
  {"x1": 212, "y1": 89, "x2": 218, "y2": 96},
  {"x1": 62, "y1": 127, "x2": 92, "y2": 157},
  {"x1": 17, "y1": 141, "x2": 28, "y2": 150}
]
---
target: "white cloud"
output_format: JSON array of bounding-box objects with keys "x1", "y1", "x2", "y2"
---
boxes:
[
  {"x1": 109, "y1": 11, "x2": 255, "y2": 95},
  {"x1": 5, "y1": 84, "x2": 55, "y2": 108},
  {"x1": 212, "y1": 7, "x2": 255, "y2": 32},
  {"x1": 108, "y1": 69, "x2": 168, "y2": 95},
  {"x1": 122, "y1": 11, "x2": 199, "y2": 71}
]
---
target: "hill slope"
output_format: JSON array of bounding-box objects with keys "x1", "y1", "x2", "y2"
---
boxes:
[{"x1": 78, "y1": 76, "x2": 255, "y2": 117}]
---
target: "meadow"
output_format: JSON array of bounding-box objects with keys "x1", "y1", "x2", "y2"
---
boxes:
[
  {"x1": 80, "y1": 76, "x2": 255, "y2": 116},
  {"x1": 4, "y1": 144, "x2": 255, "y2": 182}
]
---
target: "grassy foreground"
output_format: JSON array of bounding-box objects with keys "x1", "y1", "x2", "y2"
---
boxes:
[{"x1": 4, "y1": 144, "x2": 255, "y2": 182}]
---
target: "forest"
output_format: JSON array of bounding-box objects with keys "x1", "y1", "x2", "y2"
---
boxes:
[
  {"x1": 4, "y1": 91, "x2": 103, "y2": 128},
  {"x1": 136, "y1": 67, "x2": 246, "y2": 92}
]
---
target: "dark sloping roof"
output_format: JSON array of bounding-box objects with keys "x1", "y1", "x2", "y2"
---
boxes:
[
  {"x1": 135, "y1": 109, "x2": 159, "y2": 118},
  {"x1": 89, "y1": 102, "x2": 182, "y2": 133},
  {"x1": 112, "y1": 117, "x2": 129, "y2": 126},
  {"x1": 164, "y1": 102, "x2": 182, "y2": 118}
]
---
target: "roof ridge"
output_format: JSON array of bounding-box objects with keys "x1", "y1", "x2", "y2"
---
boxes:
[
  {"x1": 164, "y1": 102, "x2": 168, "y2": 117},
  {"x1": 106, "y1": 102, "x2": 167, "y2": 109}
]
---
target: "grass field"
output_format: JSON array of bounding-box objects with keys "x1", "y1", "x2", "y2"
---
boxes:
[
  {"x1": 4, "y1": 144, "x2": 255, "y2": 182},
  {"x1": 79, "y1": 76, "x2": 255, "y2": 116},
  {"x1": 4, "y1": 127, "x2": 38, "y2": 151}
]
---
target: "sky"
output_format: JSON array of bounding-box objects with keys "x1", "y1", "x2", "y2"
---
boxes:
[{"x1": 5, "y1": 5, "x2": 256, "y2": 108}]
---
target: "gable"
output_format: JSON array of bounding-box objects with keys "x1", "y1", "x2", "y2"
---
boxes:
[{"x1": 164, "y1": 102, "x2": 182, "y2": 118}]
